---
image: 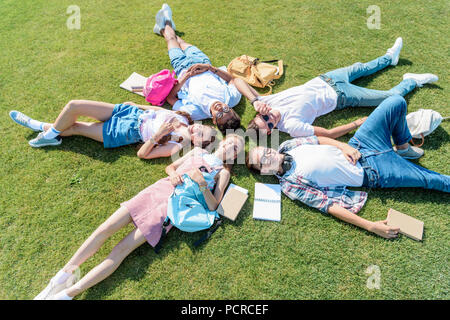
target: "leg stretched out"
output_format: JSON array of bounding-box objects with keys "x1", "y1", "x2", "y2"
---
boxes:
[
  {"x1": 34, "y1": 206, "x2": 147, "y2": 300},
  {"x1": 322, "y1": 37, "x2": 437, "y2": 109},
  {"x1": 10, "y1": 100, "x2": 115, "y2": 146},
  {"x1": 64, "y1": 227, "x2": 146, "y2": 298}
]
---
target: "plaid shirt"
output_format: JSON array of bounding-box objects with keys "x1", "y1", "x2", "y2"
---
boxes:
[{"x1": 276, "y1": 136, "x2": 368, "y2": 214}]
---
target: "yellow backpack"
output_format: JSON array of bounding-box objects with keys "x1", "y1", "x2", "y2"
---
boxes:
[{"x1": 227, "y1": 55, "x2": 283, "y2": 95}]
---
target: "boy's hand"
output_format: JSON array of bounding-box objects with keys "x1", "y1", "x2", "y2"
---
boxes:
[
  {"x1": 253, "y1": 100, "x2": 271, "y2": 115},
  {"x1": 341, "y1": 144, "x2": 361, "y2": 165},
  {"x1": 186, "y1": 64, "x2": 210, "y2": 77},
  {"x1": 370, "y1": 220, "x2": 400, "y2": 239}
]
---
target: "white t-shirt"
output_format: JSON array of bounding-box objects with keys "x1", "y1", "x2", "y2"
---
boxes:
[
  {"x1": 172, "y1": 67, "x2": 242, "y2": 120},
  {"x1": 259, "y1": 77, "x2": 338, "y2": 137},
  {"x1": 139, "y1": 109, "x2": 188, "y2": 146},
  {"x1": 287, "y1": 144, "x2": 364, "y2": 187}
]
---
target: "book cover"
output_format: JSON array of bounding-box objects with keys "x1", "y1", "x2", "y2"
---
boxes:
[
  {"x1": 217, "y1": 184, "x2": 248, "y2": 221},
  {"x1": 386, "y1": 208, "x2": 424, "y2": 241}
]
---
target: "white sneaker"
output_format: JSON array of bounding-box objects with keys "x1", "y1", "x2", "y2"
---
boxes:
[
  {"x1": 386, "y1": 37, "x2": 403, "y2": 66},
  {"x1": 162, "y1": 3, "x2": 176, "y2": 31},
  {"x1": 33, "y1": 275, "x2": 77, "y2": 300},
  {"x1": 403, "y1": 73, "x2": 438, "y2": 87},
  {"x1": 153, "y1": 6, "x2": 166, "y2": 35}
]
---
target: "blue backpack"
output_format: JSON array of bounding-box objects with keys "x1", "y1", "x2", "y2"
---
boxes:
[{"x1": 154, "y1": 171, "x2": 223, "y2": 253}]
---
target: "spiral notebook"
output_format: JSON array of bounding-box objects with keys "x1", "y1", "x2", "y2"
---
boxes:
[{"x1": 252, "y1": 183, "x2": 281, "y2": 222}]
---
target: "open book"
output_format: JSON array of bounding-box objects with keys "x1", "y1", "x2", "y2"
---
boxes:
[
  {"x1": 252, "y1": 183, "x2": 281, "y2": 222},
  {"x1": 119, "y1": 72, "x2": 147, "y2": 97},
  {"x1": 217, "y1": 184, "x2": 248, "y2": 221},
  {"x1": 386, "y1": 208, "x2": 424, "y2": 241}
]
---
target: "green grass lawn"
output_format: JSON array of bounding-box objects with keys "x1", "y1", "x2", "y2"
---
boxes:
[{"x1": 0, "y1": 0, "x2": 449, "y2": 300}]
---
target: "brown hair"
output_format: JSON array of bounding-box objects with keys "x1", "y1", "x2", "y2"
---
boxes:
[
  {"x1": 201, "y1": 132, "x2": 216, "y2": 149},
  {"x1": 156, "y1": 133, "x2": 183, "y2": 145},
  {"x1": 246, "y1": 118, "x2": 261, "y2": 140},
  {"x1": 175, "y1": 111, "x2": 194, "y2": 125},
  {"x1": 217, "y1": 110, "x2": 241, "y2": 134},
  {"x1": 245, "y1": 149, "x2": 261, "y2": 173}
]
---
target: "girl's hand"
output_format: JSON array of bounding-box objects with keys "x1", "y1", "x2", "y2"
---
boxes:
[
  {"x1": 341, "y1": 144, "x2": 361, "y2": 165},
  {"x1": 156, "y1": 119, "x2": 176, "y2": 138},
  {"x1": 187, "y1": 168, "x2": 207, "y2": 187},
  {"x1": 370, "y1": 220, "x2": 400, "y2": 239},
  {"x1": 169, "y1": 173, "x2": 184, "y2": 186}
]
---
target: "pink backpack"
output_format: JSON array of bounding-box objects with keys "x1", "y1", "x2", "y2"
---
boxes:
[{"x1": 143, "y1": 69, "x2": 178, "y2": 106}]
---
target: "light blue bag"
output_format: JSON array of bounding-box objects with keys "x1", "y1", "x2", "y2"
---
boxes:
[
  {"x1": 154, "y1": 172, "x2": 222, "y2": 253},
  {"x1": 166, "y1": 173, "x2": 219, "y2": 232}
]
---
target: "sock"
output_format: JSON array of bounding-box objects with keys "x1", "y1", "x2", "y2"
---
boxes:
[
  {"x1": 52, "y1": 289, "x2": 73, "y2": 300},
  {"x1": 28, "y1": 119, "x2": 48, "y2": 131},
  {"x1": 43, "y1": 126, "x2": 61, "y2": 140},
  {"x1": 52, "y1": 269, "x2": 73, "y2": 285}
]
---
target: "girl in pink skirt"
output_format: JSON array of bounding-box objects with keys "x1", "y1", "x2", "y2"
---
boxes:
[{"x1": 34, "y1": 134, "x2": 244, "y2": 300}]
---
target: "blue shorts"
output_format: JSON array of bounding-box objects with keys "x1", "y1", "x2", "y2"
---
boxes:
[
  {"x1": 169, "y1": 46, "x2": 211, "y2": 76},
  {"x1": 102, "y1": 104, "x2": 143, "y2": 148}
]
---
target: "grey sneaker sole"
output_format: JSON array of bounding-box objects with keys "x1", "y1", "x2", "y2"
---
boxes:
[
  {"x1": 397, "y1": 154, "x2": 422, "y2": 160},
  {"x1": 29, "y1": 138, "x2": 62, "y2": 148}
]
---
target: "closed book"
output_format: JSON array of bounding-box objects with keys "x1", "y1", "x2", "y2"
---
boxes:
[
  {"x1": 217, "y1": 184, "x2": 248, "y2": 221},
  {"x1": 386, "y1": 208, "x2": 424, "y2": 241}
]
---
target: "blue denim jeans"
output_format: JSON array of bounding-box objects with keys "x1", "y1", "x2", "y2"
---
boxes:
[
  {"x1": 349, "y1": 95, "x2": 450, "y2": 192},
  {"x1": 168, "y1": 46, "x2": 211, "y2": 77},
  {"x1": 322, "y1": 54, "x2": 417, "y2": 109}
]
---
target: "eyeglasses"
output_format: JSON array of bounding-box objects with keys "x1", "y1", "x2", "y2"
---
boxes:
[
  {"x1": 260, "y1": 148, "x2": 273, "y2": 167},
  {"x1": 215, "y1": 105, "x2": 231, "y2": 119},
  {"x1": 262, "y1": 115, "x2": 274, "y2": 130}
]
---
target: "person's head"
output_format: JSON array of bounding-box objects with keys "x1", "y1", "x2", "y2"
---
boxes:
[
  {"x1": 246, "y1": 146, "x2": 284, "y2": 175},
  {"x1": 215, "y1": 133, "x2": 245, "y2": 164},
  {"x1": 247, "y1": 110, "x2": 281, "y2": 137},
  {"x1": 210, "y1": 101, "x2": 241, "y2": 134},
  {"x1": 188, "y1": 123, "x2": 217, "y2": 148}
]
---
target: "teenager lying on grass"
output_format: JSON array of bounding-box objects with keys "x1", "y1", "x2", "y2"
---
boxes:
[
  {"x1": 10, "y1": 102, "x2": 217, "y2": 159},
  {"x1": 33, "y1": 134, "x2": 244, "y2": 300},
  {"x1": 246, "y1": 95, "x2": 449, "y2": 239},
  {"x1": 153, "y1": 3, "x2": 287, "y2": 133},
  {"x1": 246, "y1": 37, "x2": 439, "y2": 141}
]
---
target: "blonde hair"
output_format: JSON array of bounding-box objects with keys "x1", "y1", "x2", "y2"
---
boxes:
[{"x1": 222, "y1": 133, "x2": 244, "y2": 146}]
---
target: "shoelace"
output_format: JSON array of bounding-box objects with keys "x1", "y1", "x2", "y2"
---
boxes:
[{"x1": 15, "y1": 112, "x2": 30, "y2": 125}]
